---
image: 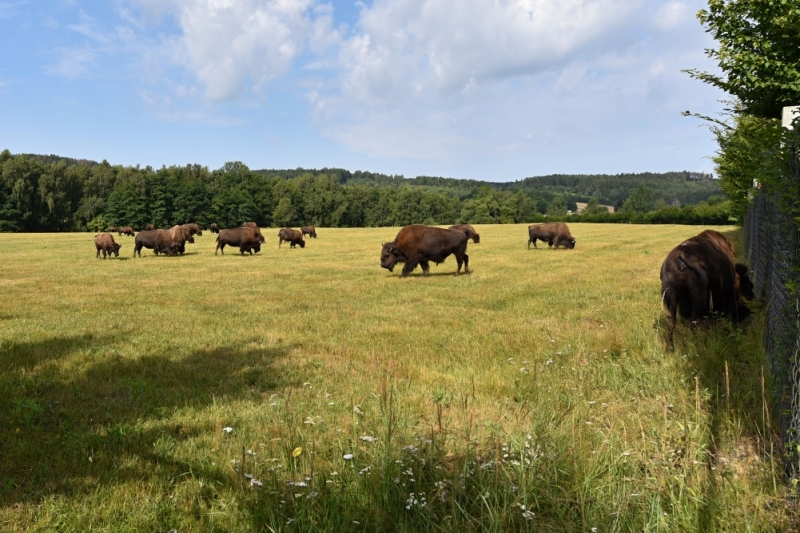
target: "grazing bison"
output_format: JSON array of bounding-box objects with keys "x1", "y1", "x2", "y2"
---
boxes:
[
  {"x1": 216, "y1": 227, "x2": 263, "y2": 255},
  {"x1": 118, "y1": 226, "x2": 135, "y2": 237},
  {"x1": 94, "y1": 233, "x2": 121, "y2": 258},
  {"x1": 449, "y1": 224, "x2": 480, "y2": 244},
  {"x1": 381, "y1": 224, "x2": 469, "y2": 277},
  {"x1": 210, "y1": 223, "x2": 219, "y2": 234},
  {"x1": 301, "y1": 226, "x2": 317, "y2": 238},
  {"x1": 527, "y1": 222, "x2": 575, "y2": 249},
  {"x1": 145, "y1": 224, "x2": 155, "y2": 231},
  {"x1": 105, "y1": 226, "x2": 118, "y2": 233},
  {"x1": 133, "y1": 229, "x2": 181, "y2": 257},
  {"x1": 182, "y1": 223, "x2": 203, "y2": 237},
  {"x1": 278, "y1": 228, "x2": 305, "y2": 248},
  {"x1": 660, "y1": 229, "x2": 754, "y2": 350}
]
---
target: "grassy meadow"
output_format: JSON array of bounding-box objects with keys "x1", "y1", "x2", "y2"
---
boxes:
[{"x1": 0, "y1": 224, "x2": 794, "y2": 532}]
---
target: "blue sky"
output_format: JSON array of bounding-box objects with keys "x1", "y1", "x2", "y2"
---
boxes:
[{"x1": 0, "y1": 0, "x2": 726, "y2": 181}]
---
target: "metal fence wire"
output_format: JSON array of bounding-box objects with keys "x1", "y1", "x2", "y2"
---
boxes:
[{"x1": 742, "y1": 157, "x2": 800, "y2": 476}]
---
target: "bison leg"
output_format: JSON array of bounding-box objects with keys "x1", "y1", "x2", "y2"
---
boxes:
[
  {"x1": 528, "y1": 238, "x2": 536, "y2": 250},
  {"x1": 216, "y1": 243, "x2": 224, "y2": 255},
  {"x1": 665, "y1": 295, "x2": 677, "y2": 351},
  {"x1": 419, "y1": 260, "x2": 431, "y2": 276},
  {"x1": 400, "y1": 258, "x2": 420, "y2": 277},
  {"x1": 279, "y1": 237, "x2": 283, "y2": 249},
  {"x1": 454, "y1": 251, "x2": 470, "y2": 276}
]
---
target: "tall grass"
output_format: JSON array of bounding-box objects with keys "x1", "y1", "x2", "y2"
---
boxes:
[{"x1": 0, "y1": 224, "x2": 794, "y2": 531}]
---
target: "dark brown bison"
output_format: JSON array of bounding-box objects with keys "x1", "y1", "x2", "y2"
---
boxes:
[
  {"x1": 210, "y1": 223, "x2": 219, "y2": 234},
  {"x1": 105, "y1": 226, "x2": 118, "y2": 233},
  {"x1": 94, "y1": 233, "x2": 121, "y2": 258},
  {"x1": 449, "y1": 224, "x2": 480, "y2": 243},
  {"x1": 301, "y1": 226, "x2": 317, "y2": 238},
  {"x1": 216, "y1": 227, "x2": 263, "y2": 255},
  {"x1": 118, "y1": 226, "x2": 135, "y2": 237},
  {"x1": 527, "y1": 222, "x2": 575, "y2": 249},
  {"x1": 381, "y1": 224, "x2": 469, "y2": 277},
  {"x1": 278, "y1": 228, "x2": 305, "y2": 248},
  {"x1": 660, "y1": 230, "x2": 754, "y2": 350},
  {"x1": 169, "y1": 224, "x2": 194, "y2": 254},
  {"x1": 133, "y1": 229, "x2": 181, "y2": 257},
  {"x1": 182, "y1": 223, "x2": 203, "y2": 237},
  {"x1": 145, "y1": 224, "x2": 155, "y2": 231}
]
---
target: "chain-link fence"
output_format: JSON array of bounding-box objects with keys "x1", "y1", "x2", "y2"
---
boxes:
[{"x1": 743, "y1": 165, "x2": 800, "y2": 475}]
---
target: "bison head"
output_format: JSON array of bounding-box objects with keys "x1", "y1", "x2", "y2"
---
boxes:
[
  {"x1": 564, "y1": 238, "x2": 576, "y2": 249},
  {"x1": 472, "y1": 232, "x2": 481, "y2": 244},
  {"x1": 380, "y1": 243, "x2": 402, "y2": 271},
  {"x1": 111, "y1": 243, "x2": 121, "y2": 257},
  {"x1": 298, "y1": 239, "x2": 305, "y2": 248},
  {"x1": 166, "y1": 242, "x2": 182, "y2": 256},
  {"x1": 187, "y1": 235, "x2": 195, "y2": 244},
  {"x1": 736, "y1": 263, "x2": 755, "y2": 300}
]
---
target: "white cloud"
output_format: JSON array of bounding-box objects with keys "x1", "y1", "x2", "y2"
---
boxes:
[
  {"x1": 45, "y1": 46, "x2": 97, "y2": 78},
  {"x1": 129, "y1": 0, "x2": 324, "y2": 101},
  {"x1": 305, "y1": 0, "x2": 721, "y2": 168},
  {"x1": 0, "y1": 1, "x2": 27, "y2": 19},
  {"x1": 653, "y1": 1, "x2": 689, "y2": 31}
]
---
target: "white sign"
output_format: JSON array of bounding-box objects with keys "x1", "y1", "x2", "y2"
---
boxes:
[{"x1": 782, "y1": 106, "x2": 800, "y2": 129}]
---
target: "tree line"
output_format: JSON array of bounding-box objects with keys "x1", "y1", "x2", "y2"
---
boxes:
[{"x1": 0, "y1": 150, "x2": 731, "y2": 233}]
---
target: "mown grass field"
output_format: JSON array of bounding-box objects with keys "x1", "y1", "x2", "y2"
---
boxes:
[{"x1": 0, "y1": 224, "x2": 794, "y2": 532}]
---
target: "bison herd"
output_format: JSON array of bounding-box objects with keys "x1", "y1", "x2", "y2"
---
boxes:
[{"x1": 92, "y1": 220, "x2": 755, "y2": 350}]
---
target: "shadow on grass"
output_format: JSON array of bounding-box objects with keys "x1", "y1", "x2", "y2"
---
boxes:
[
  {"x1": 0, "y1": 336, "x2": 297, "y2": 506},
  {"x1": 665, "y1": 229, "x2": 781, "y2": 529}
]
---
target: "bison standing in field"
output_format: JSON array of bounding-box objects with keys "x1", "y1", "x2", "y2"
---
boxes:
[
  {"x1": 169, "y1": 225, "x2": 194, "y2": 254},
  {"x1": 133, "y1": 229, "x2": 182, "y2": 257},
  {"x1": 381, "y1": 224, "x2": 470, "y2": 277},
  {"x1": 660, "y1": 229, "x2": 754, "y2": 350},
  {"x1": 105, "y1": 226, "x2": 118, "y2": 233},
  {"x1": 527, "y1": 222, "x2": 575, "y2": 249},
  {"x1": 118, "y1": 226, "x2": 136, "y2": 237},
  {"x1": 449, "y1": 224, "x2": 480, "y2": 244},
  {"x1": 210, "y1": 223, "x2": 219, "y2": 234},
  {"x1": 94, "y1": 233, "x2": 122, "y2": 258},
  {"x1": 216, "y1": 227, "x2": 263, "y2": 255},
  {"x1": 301, "y1": 226, "x2": 317, "y2": 238},
  {"x1": 278, "y1": 228, "x2": 305, "y2": 248},
  {"x1": 182, "y1": 223, "x2": 203, "y2": 237}
]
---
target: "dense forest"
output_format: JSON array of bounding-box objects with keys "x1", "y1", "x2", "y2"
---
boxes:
[{"x1": 0, "y1": 150, "x2": 730, "y2": 232}]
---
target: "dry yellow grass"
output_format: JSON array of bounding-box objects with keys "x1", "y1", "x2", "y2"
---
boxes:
[{"x1": 0, "y1": 224, "x2": 794, "y2": 532}]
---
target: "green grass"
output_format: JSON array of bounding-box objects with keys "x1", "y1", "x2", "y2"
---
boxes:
[{"x1": 0, "y1": 224, "x2": 794, "y2": 532}]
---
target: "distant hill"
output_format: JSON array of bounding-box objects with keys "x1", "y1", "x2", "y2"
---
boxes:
[
  {"x1": 18, "y1": 153, "x2": 98, "y2": 167},
  {"x1": 254, "y1": 168, "x2": 720, "y2": 207}
]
